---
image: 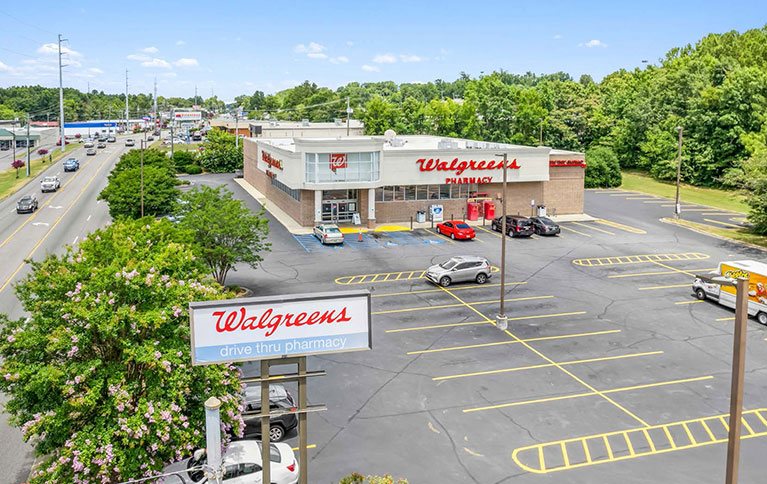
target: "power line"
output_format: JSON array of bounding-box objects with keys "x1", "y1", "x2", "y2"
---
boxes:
[
  {"x1": 0, "y1": 46, "x2": 37, "y2": 59},
  {"x1": 0, "y1": 9, "x2": 56, "y2": 35}
]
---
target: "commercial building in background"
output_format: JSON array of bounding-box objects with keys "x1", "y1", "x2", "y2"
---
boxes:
[
  {"x1": 0, "y1": 127, "x2": 55, "y2": 150},
  {"x1": 62, "y1": 120, "x2": 149, "y2": 137},
  {"x1": 242, "y1": 134, "x2": 585, "y2": 228},
  {"x1": 212, "y1": 119, "x2": 365, "y2": 138}
]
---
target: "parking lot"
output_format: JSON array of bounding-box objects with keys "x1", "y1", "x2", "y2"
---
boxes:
[{"x1": 205, "y1": 174, "x2": 767, "y2": 483}]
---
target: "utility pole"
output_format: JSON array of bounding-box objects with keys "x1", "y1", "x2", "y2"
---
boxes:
[
  {"x1": 674, "y1": 126, "x2": 683, "y2": 219},
  {"x1": 539, "y1": 120, "x2": 543, "y2": 145},
  {"x1": 725, "y1": 277, "x2": 749, "y2": 484},
  {"x1": 153, "y1": 77, "x2": 158, "y2": 130},
  {"x1": 496, "y1": 153, "x2": 508, "y2": 331},
  {"x1": 12, "y1": 118, "x2": 17, "y2": 165},
  {"x1": 346, "y1": 97, "x2": 351, "y2": 136},
  {"x1": 140, "y1": 140, "x2": 144, "y2": 217},
  {"x1": 26, "y1": 114, "x2": 31, "y2": 177},
  {"x1": 234, "y1": 112, "x2": 239, "y2": 148},
  {"x1": 58, "y1": 33, "x2": 67, "y2": 153},
  {"x1": 125, "y1": 69, "x2": 129, "y2": 134}
]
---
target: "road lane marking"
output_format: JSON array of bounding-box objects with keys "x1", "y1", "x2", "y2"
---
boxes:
[
  {"x1": 86, "y1": 214, "x2": 92, "y2": 221},
  {"x1": 475, "y1": 225, "x2": 501, "y2": 238},
  {"x1": 638, "y1": 284, "x2": 690, "y2": 290},
  {"x1": 72, "y1": 236, "x2": 78, "y2": 245},
  {"x1": 464, "y1": 447, "x2": 484, "y2": 457},
  {"x1": 387, "y1": 311, "x2": 586, "y2": 333},
  {"x1": 424, "y1": 227, "x2": 455, "y2": 244},
  {"x1": 716, "y1": 317, "x2": 735, "y2": 321},
  {"x1": 31, "y1": 222, "x2": 50, "y2": 227},
  {"x1": 290, "y1": 444, "x2": 316, "y2": 451},
  {"x1": 49, "y1": 205, "x2": 62, "y2": 209},
  {"x1": 649, "y1": 260, "x2": 698, "y2": 277},
  {"x1": 372, "y1": 295, "x2": 553, "y2": 315},
  {"x1": 428, "y1": 422, "x2": 441, "y2": 434},
  {"x1": 433, "y1": 351, "x2": 663, "y2": 381},
  {"x1": 0, "y1": 149, "x2": 120, "y2": 295},
  {"x1": 406, "y1": 329, "x2": 621, "y2": 355},
  {"x1": 463, "y1": 375, "x2": 713, "y2": 413}
]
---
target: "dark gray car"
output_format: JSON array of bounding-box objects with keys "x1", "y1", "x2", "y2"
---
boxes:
[
  {"x1": 16, "y1": 195, "x2": 38, "y2": 214},
  {"x1": 425, "y1": 256, "x2": 492, "y2": 287},
  {"x1": 238, "y1": 383, "x2": 298, "y2": 442}
]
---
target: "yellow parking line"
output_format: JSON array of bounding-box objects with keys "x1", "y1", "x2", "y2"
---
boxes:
[
  {"x1": 475, "y1": 225, "x2": 502, "y2": 238},
  {"x1": 664, "y1": 207, "x2": 711, "y2": 211},
  {"x1": 716, "y1": 317, "x2": 735, "y2": 322},
  {"x1": 464, "y1": 375, "x2": 712, "y2": 413},
  {"x1": 649, "y1": 260, "x2": 697, "y2": 277},
  {"x1": 291, "y1": 444, "x2": 317, "y2": 451},
  {"x1": 387, "y1": 310, "x2": 584, "y2": 333},
  {"x1": 425, "y1": 227, "x2": 455, "y2": 244},
  {"x1": 373, "y1": 295, "x2": 551, "y2": 315},
  {"x1": 608, "y1": 268, "x2": 716, "y2": 278},
  {"x1": 571, "y1": 221, "x2": 615, "y2": 235},
  {"x1": 433, "y1": 351, "x2": 663, "y2": 381},
  {"x1": 407, "y1": 329, "x2": 621, "y2": 355},
  {"x1": 704, "y1": 218, "x2": 742, "y2": 229},
  {"x1": 559, "y1": 225, "x2": 591, "y2": 237},
  {"x1": 643, "y1": 200, "x2": 673, "y2": 203},
  {"x1": 595, "y1": 219, "x2": 646, "y2": 234},
  {"x1": 626, "y1": 197, "x2": 659, "y2": 200},
  {"x1": 675, "y1": 300, "x2": 703, "y2": 305},
  {"x1": 638, "y1": 283, "x2": 690, "y2": 291},
  {"x1": 701, "y1": 212, "x2": 738, "y2": 216}
]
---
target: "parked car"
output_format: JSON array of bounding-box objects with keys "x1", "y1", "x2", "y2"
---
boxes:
[
  {"x1": 125, "y1": 138, "x2": 135, "y2": 147},
  {"x1": 425, "y1": 255, "x2": 492, "y2": 287},
  {"x1": 239, "y1": 383, "x2": 298, "y2": 442},
  {"x1": 436, "y1": 220, "x2": 476, "y2": 240},
  {"x1": 86, "y1": 148, "x2": 97, "y2": 156},
  {"x1": 107, "y1": 136, "x2": 116, "y2": 143},
  {"x1": 313, "y1": 223, "x2": 344, "y2": 245},
  {"x1": 491, "y1": 215, "x2": 534, "y2": 237},
  {"x1": 16, "y1": 195, "x2": 38, "y2": 214},
  {"x1": 529, "y1": 216, "x2": 561, "y2": 236},
  {"x1": 63, "y1": 158, "x2": 80, "y2": 171},
  {"x1": 159, "y1": 440, "x2": 298, "y2": 484},
  {"x1": 40, "y1": 176, "x2": 60, "y2": 192},
  {"x1": 97, "y1": 142, "x2": 107, "y2": 149}
]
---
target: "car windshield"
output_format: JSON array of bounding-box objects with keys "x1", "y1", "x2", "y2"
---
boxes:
[
  {"x1": 326, "y1": 227, "x2": 341, "y2": 233},
  {"x1": 439, "y1": 260, "x2": 458, "y2": 270},
  {"x1": 517, "y1": 219, "x2": 532, "y2": 226},
  {"x1": 19, "y1": 197, "x2": 32, "y2": 202},
  {"x1": 456, "y1": 223, "x2": 470, "y2": 229},
  {"x1": 43, "y1": 177, "x2": 55, "y2": 182}
]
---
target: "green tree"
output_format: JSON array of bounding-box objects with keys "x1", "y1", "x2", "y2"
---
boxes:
[
  {"x1": 198, "y1": 129, "x2": 243, "y2": 173},
  {"x1": 362, "y1": 95, "x2": 401, "y2": 135},
  {"x1": 176, "y1": 185, "x2": 271, "y2": 285},
  {"x1": 0, "y1": 218, "x2": 244, "y2": 483},
  {"x1": 584, "y1": 146, "x2": 622, "y2": 188},
  {"x1": 98, "y1": 165, "x2": 180, "y2": 218}
]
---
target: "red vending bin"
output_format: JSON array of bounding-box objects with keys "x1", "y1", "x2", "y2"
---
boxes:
[
  {"x1": 483, "y1": 200, "x2": 495, "y2": 220},
  {"x1": 466, "y1": 201, "x2": 479, "y2": 221}
]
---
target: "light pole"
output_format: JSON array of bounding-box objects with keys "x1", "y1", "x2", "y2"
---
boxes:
[
  {"x1": 495, "y1": 152, "x2": 508, "y2": 331},
  {"x1": 140, "y1": 140, "x2": 145, "y2": 217},
  {"x1": 674, "y1": 126, "x2": 683, "y2": 218},
  {"x1": 695, "y1": 273, "x2": 749, "y2": 484}
]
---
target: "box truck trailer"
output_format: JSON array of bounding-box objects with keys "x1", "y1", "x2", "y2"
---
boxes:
[{"x1": 693, "y1": 260, "x2": 767, "y2": 325}]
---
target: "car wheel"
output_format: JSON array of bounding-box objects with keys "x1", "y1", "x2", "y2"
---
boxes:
[
  {"x1": 439, "y1": 276, "x2": 451, "y2": 287},
  {"x1": 451, "y1": 233, "x2": 455, "y2": 240},
  {"x1": 476, "y1": 273, "x2": 488, "y2": 284},
  {"x1": 757, "y1": 312, "x2": 767, "y2": 326},
  {"x1": 695, "y1": 288, "x2": 706, "y2": 300},
  {"x1": 269, "y1": 424, "x2": 285, "y2": 442}
]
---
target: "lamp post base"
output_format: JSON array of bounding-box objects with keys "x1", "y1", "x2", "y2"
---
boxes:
[{"x1": 496, "y1": 315, "x2": 508, "y2": 331}]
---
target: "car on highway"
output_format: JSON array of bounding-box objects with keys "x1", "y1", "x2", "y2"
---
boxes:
[
  {"x1": 159, "y1": 440, "x2": 298, "y2": 484},
  {"x1": 313, "y1": 223, "x2": 344, "y2": 245},
  {"x1": 56, "y1": 139, "x2": 69, "y2": 146},
  {"x1": 40, "y1": 176, "x2": 60, "y2": 192},
  {"x1": 491, "y1": 215, "x2": 534, "y2": 237},
  {"x1": 63, "y1": 158, "x2": 80, "y2": 171},
  {"x1": 16, "y1": 195, "x2": 38, "y2": 214},
  {"x1": 125, "y1": 138, "x2": 135, "y2": 147},
  {"x1": 107, "y1": 136, "x2": 116, "y2": 143},
  {"x1": 239, "y1": 383, "x2": 298, "y2": 442},
  {"x1": 425, "y1": 255, "x2": 492, "y2": 287},
  {"x1": 436, "y1": 220, "x2": 476, "y2": 240},
  {"x1": 529, "y1": 216, "x2": 561, "y2": 236},
  {"x1": 83, "y1": 140, "x2": 94, "y2": 148},
  {"x1": 147, "y1": 135, "x2": 154, "y2": 141},
  {"x1": 97, "y1": 142, "x2": 107, "y2": 149},
  {"x1": 86, "y1": 148, "x2": 97, "y2": 156}
]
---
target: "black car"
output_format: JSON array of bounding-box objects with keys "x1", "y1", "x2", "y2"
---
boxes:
[
  {"x1": 97, "y1": 142, "x2": 107, "y2": 148},
  {"x1": 529, "y1": 216, "x2": 561, "y2": 236},
  {"x1": 238, "y1": 383, "x2": 297, "y2": 442},
  {"x1": 16, "y1": 195, "x2": 38, "y2": 214},
  {"x1": 491, "y1": 215, "x2": 535, "y2": 237}
]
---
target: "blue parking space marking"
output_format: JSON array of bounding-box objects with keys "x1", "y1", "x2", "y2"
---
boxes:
[
  {"x1": 387, "y1": 230, "x2": 446, "y2": 246},
  {"x1": 346, "y1": 233, "x2": 385, "y2": 250},
  {"x1": 292, "y1": 234, "x2": 344, "y2": 253},
  {"x1": 291, "y1": 230, "x2": 446, "y2": 253}
]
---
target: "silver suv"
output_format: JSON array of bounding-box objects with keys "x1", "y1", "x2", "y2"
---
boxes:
[{"x1": 425, "y1": 256, "x2": 492, "y2": 287}]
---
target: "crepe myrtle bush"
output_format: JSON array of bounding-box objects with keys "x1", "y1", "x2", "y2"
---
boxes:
[{"x1": 0, "y1": 218, "x2": 245, "y2": 484}]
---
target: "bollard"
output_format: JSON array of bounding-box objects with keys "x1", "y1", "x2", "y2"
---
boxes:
[
  {"x1": 410, "y1": 216, "x2": 413, "y2": 230},
  {"x1": 358, "y1": 229, "x2": 362, "y2": 242}
]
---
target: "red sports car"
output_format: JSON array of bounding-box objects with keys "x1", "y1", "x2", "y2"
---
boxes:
[{"x1": 436, "y1": 220, "x2": 476, "y2": 240}]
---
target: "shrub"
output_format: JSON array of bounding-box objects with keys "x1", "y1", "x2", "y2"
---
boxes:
[
  {"x1": 584, "y1": 146, "x2": 622, "y2": 188},
  {"x1": 37, "y1": 148, "x2": 48, "y2": 156},
  {"x1": 172, "y1": 150, "x2": 197, "y2": 167},
  {"x1": 184, "y1": 164, "x2": 202, "y2": 175}
]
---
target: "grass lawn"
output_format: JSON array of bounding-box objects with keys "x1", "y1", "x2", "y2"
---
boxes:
[
  {"x1": 0, "y1": 144, "x2": 80, "y2": 201},
  {"x1": 620, "y1": 170, "x2": 749, "y2": 213},
  {"x1": 664, "y1": 218, "x2": 767, "y2": 249}
]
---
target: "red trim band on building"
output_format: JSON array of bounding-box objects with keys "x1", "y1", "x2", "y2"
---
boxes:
[{"x1": 550, "y1": 159, "x2": 586, "y2": 167}]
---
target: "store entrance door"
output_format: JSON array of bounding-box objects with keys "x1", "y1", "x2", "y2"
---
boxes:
[{"x1": 321, "y1": 190, "x2": 357, "y2": 223}]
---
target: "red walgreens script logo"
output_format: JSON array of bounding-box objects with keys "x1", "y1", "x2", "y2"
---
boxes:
[
  {"x1": 212, "y1": 306, "x2": 352, "y2": 337},
  {"x1": 416, "y1": 158, "x2": 520, "y2": 176},
  {"x1": 330, "y1": 153, "x2": 347, "y2": 173}
]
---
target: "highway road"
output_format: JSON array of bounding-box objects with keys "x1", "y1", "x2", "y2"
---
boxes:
[{"x1": 0, "y1": 137, "x2": 130, "y2": 484}]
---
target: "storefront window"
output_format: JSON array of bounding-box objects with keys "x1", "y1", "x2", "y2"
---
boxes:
[
  {"x1": 416, "y1": 185, "x2": 428, "y2": 200},
  {"x1": 376, "y1": 184, "x2": 480, "y2": 202},
  {"x1": 440, "y1": 185, "x2": 451, "y2": 199},
  {"x1": 305, "y1": 152, "x2": 380, "y2": 183},
  {"x1": 404, "y1": 186, "x2": 416, "y2": 201},
  {"x1": 451, "y1": 185, "x2": 461, "y2": 198}
]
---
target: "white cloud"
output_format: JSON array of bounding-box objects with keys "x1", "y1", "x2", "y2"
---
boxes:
[
  {"x1": 0, "y1": 61, "x2": 13, "y2": 72},
  {"x1": 37, "y1": 43, "x2": 82, "y2": 57},
  {"x1": 173, "y1": 58, "x2": 199, "y2": 67},
  {"x1": 141, "y1": 46, "x2": 159, "y2": 54},
  {"x1": 161, "y1": 72, "x2": 177, "y2": 78},
  {"x1": 307, "y1": 52, "x2": 328, "y2": 59},
  {"x1": 399, "y1": 54, "x2": 422, "y2": 63},
  {"x1": 579, "y1": 39, "x2": 607, "y2": 48},
  {"x1": 361, "y1": 64, "x2": 379, "y2": 72},
  {"x1": 88, "y1": 67, "x2": 104, "y2": 74},
  {"x1": 329, "y1": 56, "x2": 349, "y2": 64},
  {"x1": 127, "y1": 53, "x2": 150, "y2": 61},
  {"x1": 141, "y1": 58, "x2": 172, "y2": 68},
  {"x1": 373, "y1": 53, "x2": 397, "y2": 64},
  {"x1": 176, "y1": 40, "x2": 185, "y2": 46},
  {"x1": 346, "y1": 41, "x2": 354, "y2": 46},
  {"x1": 553, "y1": 34, "x2": 563, "y2": 39},
  {"x1": 294, "y1": 42, "x2": 325, "y2": 54}
]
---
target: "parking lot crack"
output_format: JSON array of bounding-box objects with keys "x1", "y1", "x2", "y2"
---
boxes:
[{"x1": 428, "y1": 410, "x2": 483, "y2": 484}]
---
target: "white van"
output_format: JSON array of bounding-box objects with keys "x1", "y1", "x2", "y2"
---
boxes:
[{"x1": 693, "y1": 260, "x2": 767, "y2": 324}]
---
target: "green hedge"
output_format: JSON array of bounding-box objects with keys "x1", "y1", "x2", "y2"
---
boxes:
[
  {"x1": 585, "y1": 146, "x2": 622, "y2": 188},
  {"x1": 183, "y1": 164, "x2": 202, "y2": 175}
]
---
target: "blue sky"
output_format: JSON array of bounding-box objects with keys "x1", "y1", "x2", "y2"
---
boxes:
[{"x1": 1, "y1": 1, "x2": 766, "y2": 102}]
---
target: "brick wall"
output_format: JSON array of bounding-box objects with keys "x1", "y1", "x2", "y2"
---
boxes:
[
  {"x1": 375, "y1": 199, "x2": 470, "y2": 223},
  {"x1": 542, "y1": 166, "x2": 584, "y2": 215},
  {"x1": 478, "y1": 182, "x2": 545, "y2": 217}
]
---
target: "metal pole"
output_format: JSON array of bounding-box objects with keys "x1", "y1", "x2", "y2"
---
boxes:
[
  {"x1": 298, "y1": 357, "x2": 308, "y2": 484},
  {"x1": 260, "y1": 360, "x2": 271, "y2": 484},
  {"x1": 725, "y1": 277, "x2": 749, "y2": 484},
  {"x1": 125, "y1": 69, "x2": 129, "y2": 135},
  {"x1": 674, "y1": 126, "x2": 683, "y2": 218},
  {"x1": 204, "y1": 397, "x2": 223, "y2": 484},
  {"x1": 140, "y1": 140, "x2": 144, "y2": 217},
  {"x1": 346, "y1": 97, "x2": 351, "y2": 136},
  {"x1": 171, "y1": 125, "x2": 175, "y2": 159},
  {"x1": 26, "y1": 115, "x2": 30, "y2": 177},
  {"x1": 12, "y1": 119, "x2": 16, "y2": 166},
  {"x1": 58, "y1": 34, "x2": 66, "y2": 153},
  {"x1": 235, "y1": 113, "x2": 239, "y2": 149},
  {"x1": 497, "y1": 153, "x2": 508, "y2": 330}
]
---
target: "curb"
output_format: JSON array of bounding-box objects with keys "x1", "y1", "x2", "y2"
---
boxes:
[{"x1": 660, "y1": 217, "x2": 767, "y2": 253}]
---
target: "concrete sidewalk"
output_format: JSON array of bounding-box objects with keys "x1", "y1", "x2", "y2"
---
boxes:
[{"x1": 234, "y1": 178, "x2": 596, "y2": 235}]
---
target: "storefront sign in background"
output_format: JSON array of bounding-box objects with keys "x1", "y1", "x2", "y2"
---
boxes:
[
  {"x1": 262, "y1": 151, "x2": 284, "y2": 170},
  {"x1": 189, "y1": 291, "x2": 371, "y2": 365},
  {"x1": 549, "y1": 159, "x2": 586, "y2": 167},
  {"x1": 330, "y1": 153, "x2": 347, "y2": 173}
]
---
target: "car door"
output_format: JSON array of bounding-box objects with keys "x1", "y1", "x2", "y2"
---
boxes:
[
  {"x1": 313, "y1": 226, "x2": 322, "y2": 240},
  {"x1": 441, "y1": 221, "x2": 452, "y2": 235},
  {"x1": 452, "y1": 262, "x2": 473, "y2": 282}
]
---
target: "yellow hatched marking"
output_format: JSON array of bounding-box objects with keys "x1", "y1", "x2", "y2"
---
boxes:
[
  {"x1": 609, "y1": 268, "x2": 716, "y2": 278},
  {"x1": 512, "y1": 409, "x2": 767, "y2": 474},
  {"x1": 335, "y1": 267, "x2": 498, "y2": 285},
  {"x1": 719, "y1": 416, "x2": 729, "y2": 432},
  {"x1": 573, "y1": 252, "x2": 709, "y2": 267},
  {"x1": 755, "y1": 411, "x2": 767, "y2": 428},
  {"x1": 704, "y1": 218, "x2": 742, "y2": 229},
  {"x1": 681, "y1": 422, "x2": 697, "y2": 444},
  {"x1": 596, "y1": 219, "x2": 647, "y2": 234},
  {"x1": 571, "y1": 221, "x2": 615, "y2": 235},
  {"x1": 741, "y1": 417, "x2": 755, "y2": 436}
]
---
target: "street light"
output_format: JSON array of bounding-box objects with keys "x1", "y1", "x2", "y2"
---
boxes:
[
  {"x1": 695, "y1": 273, "x2": 749, "y2": 484},
  {"x1": 674, "y1": 126, "x2": 683, "y2": 218},
  {"x1": 495, "y1": 152, "x2": 508, "y2": 331}
]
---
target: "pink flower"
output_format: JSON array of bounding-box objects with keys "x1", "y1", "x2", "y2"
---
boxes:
[
  {"x1": 67, "y1": 346, "x2": 79, "y2": 357},
  {"x1": 6, "y1": 335, "x2": 15, "y2": 343},
  {"x1": 71, "y1": 335, "x2": 78, "y2": 343}
]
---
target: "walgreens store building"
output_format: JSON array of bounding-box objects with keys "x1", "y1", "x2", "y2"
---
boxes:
[{"x1": 242, "y1": 135, "x2": 585, "y2": 228}]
